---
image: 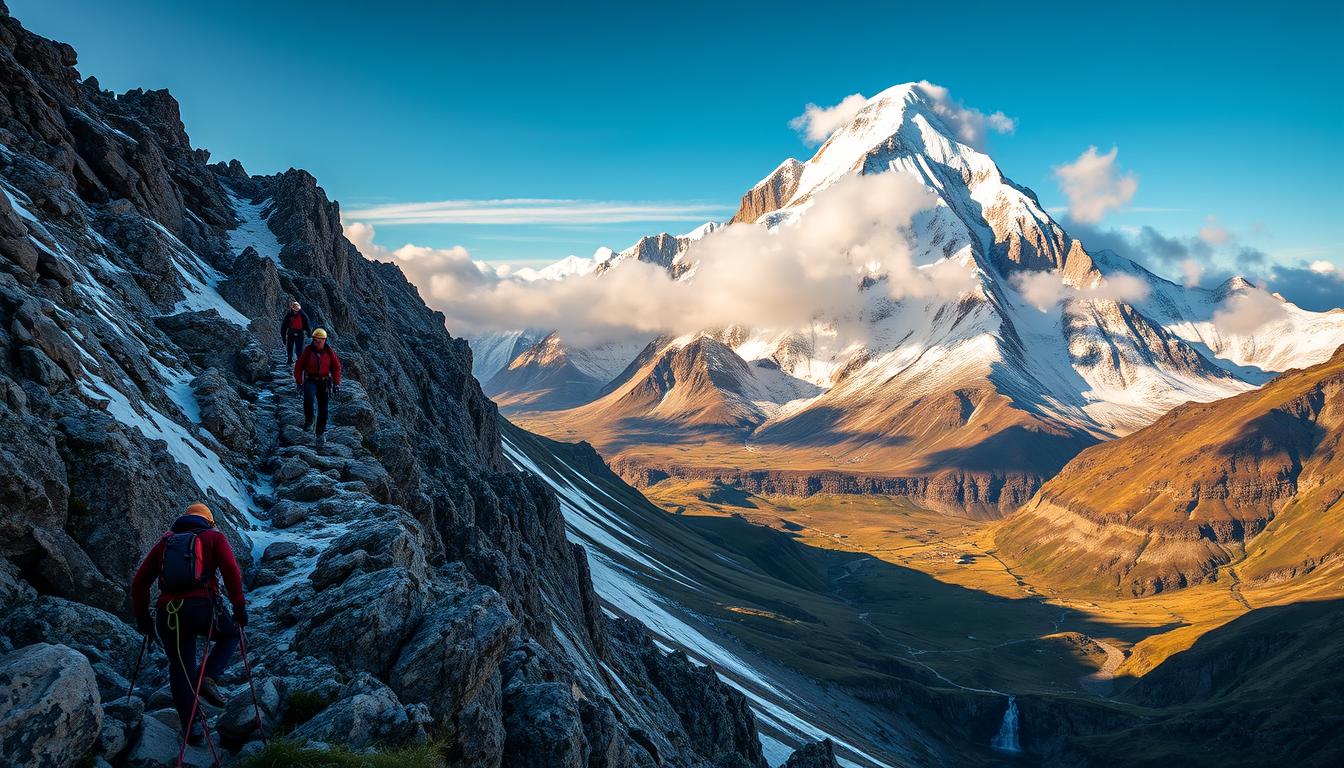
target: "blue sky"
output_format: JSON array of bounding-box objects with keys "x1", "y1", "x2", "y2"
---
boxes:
[{"x1": 13, "y1": 1, "x2": 1343, "y2": 302}]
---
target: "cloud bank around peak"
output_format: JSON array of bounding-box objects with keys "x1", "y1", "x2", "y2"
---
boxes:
[
  {"x1": 789, "y1": 82, "x2": 1016, "y2": 149},
  {"x1": 1012, "y1": 270, "x2": 1151, "y2": 313},
  {"x1": 914, "y1": 82, "x2": 1017, "y2": 150},
  {"x1": 345, "y1": 172, "x2": 974, "y2": 344},
  {"x1": 1067, "y1": 218, "x2": 1344, "y2": 312},
  {"x1": 790, "y1": 93, "x2": 869, "y2": 144}
]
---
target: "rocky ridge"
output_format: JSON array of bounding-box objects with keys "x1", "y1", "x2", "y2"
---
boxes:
[{"x1": 0, "y1": 5, "x2": 827, "y2": 766}]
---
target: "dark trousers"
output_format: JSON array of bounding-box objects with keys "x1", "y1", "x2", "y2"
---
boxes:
[
  {"x1": 303, "y1": 378, "x2": 330, "y2": 435},
  {"x1": 285, "y1": 330, "x2": 305, "y2": 364},
  {"x1": 155, "y1": 597, "x2": 239, "y2": 732}
]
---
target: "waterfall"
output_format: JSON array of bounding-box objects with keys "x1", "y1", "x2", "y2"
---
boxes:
[{"x1": 991, "y1": 695, "x2": 1022, "y2": 754}]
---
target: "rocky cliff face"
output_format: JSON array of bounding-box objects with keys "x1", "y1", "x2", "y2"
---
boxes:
[
  {"x1": 728, "y1": 159, "x2": 802, "y2": 225},
  {"x1": 0, "y1": 5, "x2": 781, "y2": 766}
]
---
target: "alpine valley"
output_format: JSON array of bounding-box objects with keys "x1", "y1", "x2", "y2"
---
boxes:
[
  {"x1": 1, "y1": 4, "x2": 1343, "y2": 768},
  {"x1": 472, "y1": 82, "x2": 1344, "y2": 766}
]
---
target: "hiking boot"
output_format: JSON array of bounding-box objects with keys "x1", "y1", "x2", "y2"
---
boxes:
[
  {"x1": 186, "y1": 722, "x2": 205, "y2": 746},
  {"x1": 315, "y1": 433, "x2": 325, "y2": 451},
  {"x1": 199, "y1": 677, "x2": 225, "y2": 707}
]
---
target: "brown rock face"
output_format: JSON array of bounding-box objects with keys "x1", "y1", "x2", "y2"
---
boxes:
[{"x1": 729, "y1": 158, "x2": 803, "y2": 224}]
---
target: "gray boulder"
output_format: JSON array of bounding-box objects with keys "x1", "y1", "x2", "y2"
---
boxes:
[
  {"x1": 190, "y1": 367, "x2": 254, "y2": 453},
  {"x1": 0, "y1": 595, "x2": 143, "y2": 677},
  {"x1": 216, "y1": 676, "x2": 282, "y2": 745},
  {"x1": 98, "y1": 698, "x2": 144, "y2": 763},
  {"x1": 125, "y1": 711, "x2": 215, "y2": 768},
  {"x1": 277, "y1": 470, "x2": 336, "y2": 502},
  {"x1": 268, "y1": 499, "x2": 309, "y2": 528},
  {"x1": 0, "y1": 643, "x2": 102, "y2": 768},
  {"x1": 291, "y1": 673, "x2": 428, "y2": 749},
  {"x1": 501, "y1": 682, "x2": 585, "y2": 768},
  {"x1": 331, "y1": 380, "x2": 377, "y2": 433},
  {"x1": 153, "y1": 310, "x2": 265, "y2": 383},
  {"x1": 389, "y1": 584, "x2": 518, "y2": 722},
  {"x1": 295, "y1": 566, "x2": 429, "y2": 674}
]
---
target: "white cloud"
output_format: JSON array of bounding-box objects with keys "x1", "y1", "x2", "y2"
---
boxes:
[
  {"x1": 913, "y1": 82, "x2": 1017, "y2": 150},
  {"x1": 1310, "y1": 260, "x2": 1338, "y2": 275},
  {"x1": 789, "y1": 93, "x2": 869, "y2": 144},
  {"x1": 1013, "y1": 270, "x2": 1150, "y2": 312},
  {"x1": 1199, "y1": 215, "x2": 1231, "y2": 246},
  {"x1": 347, "y1": 172, "x2": 976, "y2": 344},
  {"x1": 1213, "y1": 289, "x2": 1288, "y2": 335},
  {"x1": 1053, "y1": 146, "x2": 1138, "y2": 223},
  {"x1": 1180, "y1": 258, "x2": 1205, "y2": 287},
  {"x1": 343, "y1": 198, "x2": 728, "y2": 226}
]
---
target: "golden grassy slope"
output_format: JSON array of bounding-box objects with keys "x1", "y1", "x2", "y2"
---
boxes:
[{"x1": 993, "y1": 346, "x2": 1344, "y2": 596}]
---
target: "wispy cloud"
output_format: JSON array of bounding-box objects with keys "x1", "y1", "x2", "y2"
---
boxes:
[
  {"x1": 1053, "y1": 146, "x2": 1138, "y2": 223},
  {"x1": 343, "y1": 198, "x2": 730, "y2": 225}
]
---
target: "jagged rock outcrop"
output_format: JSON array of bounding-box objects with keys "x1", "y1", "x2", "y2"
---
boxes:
[
  {"x1": 729, "y1": 158, "x2": 803, "y2": 224},
  {"x1": 783, "y1": 739, "x2": 839, "y2": 768},
  {"x1": 0, "y1": 5, "x2": 785, "y2": 767}
]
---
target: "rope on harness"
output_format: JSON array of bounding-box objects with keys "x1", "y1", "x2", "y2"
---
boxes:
[
  {"x1": 171, "y1": 599, "x2": 223, "y2": 768},
  {"x1": 238, "y1": 626, "x2": 268, "y2": 744}
]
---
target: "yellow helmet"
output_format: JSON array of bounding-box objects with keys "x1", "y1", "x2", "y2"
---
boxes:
[{"x1": 312, "y1": 328, "x2": 328, "y2": 339}]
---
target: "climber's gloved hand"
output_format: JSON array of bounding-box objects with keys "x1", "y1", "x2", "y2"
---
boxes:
[
  {"x1": 136, "y1": 612, "x2": 154, "y2": 637},
  {"x1": 233, "y1": 605, "x2": 248, "y2": 629}
]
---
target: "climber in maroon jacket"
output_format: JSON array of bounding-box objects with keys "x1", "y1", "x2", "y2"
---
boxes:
[
  {"x1": 279, "y1": 299, "x2": 312, "y2": 365},
  {"x1": 293, "y1": 327, "x2": 341, "y2": 448},
  {"x1": 131, "y1": 503, "x2": 246, "y2": 744}
]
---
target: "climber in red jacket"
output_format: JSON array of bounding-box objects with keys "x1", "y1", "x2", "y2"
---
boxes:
[
  {"x1": 294, "y1": 327, "x2": 341, "y2": 448},
  {"x1": 131, "y1": 503, "x2": 246, "y2": 745}
]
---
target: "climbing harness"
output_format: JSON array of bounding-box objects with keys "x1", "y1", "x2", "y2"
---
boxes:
[
  {"x1": 168, "y1": 599, "x2": 223, "y2": 768},
  {"x1": 123, "y1": 633, "x2": 151, "y2": 705},
  {"x1": 238, "y1": 626, "x2": 268, "y2": 744}
]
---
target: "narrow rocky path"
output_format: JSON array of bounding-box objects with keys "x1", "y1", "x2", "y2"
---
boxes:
[{"x1": 174, "y1": 350, "x2": 404, "y2": 761}]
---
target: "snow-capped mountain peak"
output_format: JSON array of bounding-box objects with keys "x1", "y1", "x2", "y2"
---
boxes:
[{"x1": 478, "y1": 81, "x2": 1344, "y2": 515}]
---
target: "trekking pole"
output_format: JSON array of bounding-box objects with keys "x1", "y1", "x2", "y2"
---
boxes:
[
  {"x1": 176, "y1": 612, "x2": 221, "y2": 768},
  {"x1": 123, "y1": 634, "x2": 151, "y2": 705},
  {"x1": 237, "y1": 626, "x2": 268, "y2": 744}
]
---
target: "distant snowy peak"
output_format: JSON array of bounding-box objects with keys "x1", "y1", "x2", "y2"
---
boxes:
[
  {"x1": 594, "y1": 224, "x2": 721, "y2": 278},
  {"x1": 679, "y1": 221, "x2": 723, "y2": 241},
  {"x1": 583, "y1": 334, "x2": 821, "y2": 429},
  {"x1": 518, "y1": 223, "x2": 720, "y2": 285},
  {"x1": 513, "y1": 254, "x2": 597, "y2": 282}
]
